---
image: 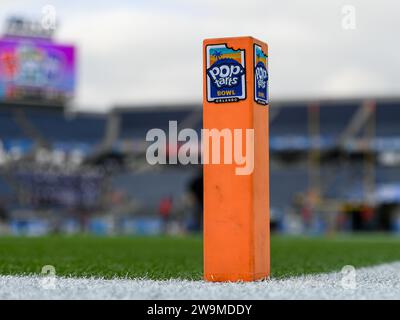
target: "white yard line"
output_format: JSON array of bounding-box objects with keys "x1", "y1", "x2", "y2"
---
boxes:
[{"x1": 1, "y1": 262, "x2": 400, "y2": 299}]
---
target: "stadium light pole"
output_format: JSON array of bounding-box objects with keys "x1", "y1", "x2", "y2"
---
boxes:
[
  {"x1": 308, "y1": 102, "x2": 321, "y2": 228},
  {"x1": 203, "y1": 37, "x2": 270, "y2": 282},
  {"x1": 363, "y1": 100, "x2": 376, "y2": 207}
]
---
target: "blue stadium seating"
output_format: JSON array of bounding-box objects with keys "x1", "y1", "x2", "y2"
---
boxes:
[
  {"x1": 269, "y1": 166, "x2": 308, "y2": 209},
  {"x1": 0, "y1": 109, "x2": 25, "y2": 139},
  {"x1": 0, "y1": 176, "x2": 13, "y2": 197},
  {"x1": 270, "y1": 104, "x2": 308, "y2": 137},
  {"x1": 1, "y1": 99, "x2": 400, "y2": 214},
  {"x1": 26, "y1": 110, "x2": 106, "y2": 145},
  {"x1": 376, "y1": 101, "x2": 400, "y2": 137},
  {"x1": 111, "y1": 169, "x2": 194, "y2": 212},
  {"x1": 318, "y1": 102, "x2": 358, "y2": 137},
  {"x1": 118, "y1": 109, "x2": 193, "y2": 140},
  {"x1": 376, "y1": 166, "x2": 400, "y2": 183}
]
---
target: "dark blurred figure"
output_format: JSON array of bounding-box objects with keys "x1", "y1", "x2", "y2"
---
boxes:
[
  {"x1": 159, "y1": 196, "x2": 173, "y2": 234},
  {"x1": 349, "y1": 204, "x2": 376, "y2": 231},
  {"x1": 188, "y1": 170, "x2": 203, "y2": 232},
  {"x1": 0, "y1": 200, "x2": 9, "y2": 234},
  {"x1": 377, "y1": 203, "x2": 395, "y2": 231},
  {"x1": 0, "y1": 200, "x2": 7, "y2": 219}
]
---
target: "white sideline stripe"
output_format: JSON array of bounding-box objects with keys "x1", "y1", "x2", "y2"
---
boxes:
[{"x1": 1, "y1": 262, "x2": 400, "y2": 300}]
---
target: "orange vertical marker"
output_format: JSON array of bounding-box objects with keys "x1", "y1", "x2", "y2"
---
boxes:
[{"x1": 203, "y1": 36, "x2": 270, "y2": 282}]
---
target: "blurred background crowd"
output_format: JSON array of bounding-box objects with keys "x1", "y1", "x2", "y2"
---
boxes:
[{"x1": 1, "y1": 1, "x2": 400, "y2": 236}]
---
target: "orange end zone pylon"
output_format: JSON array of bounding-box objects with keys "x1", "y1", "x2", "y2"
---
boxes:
[{"x1": 203, "y1": 36, "x2": 270, "y2": 282}]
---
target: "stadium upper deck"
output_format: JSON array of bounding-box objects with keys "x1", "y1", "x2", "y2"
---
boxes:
[
  {"x1": 0, "y1": 97, "x2": 400, "y2": 214},
  {"x1": 0, "y1": 97, "x2": 399, "y2": 156}
]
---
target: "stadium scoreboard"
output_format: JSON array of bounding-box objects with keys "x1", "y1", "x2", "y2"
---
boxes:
[{"x1": 0, "y1": 16, "x2": 75, "y2": 106}]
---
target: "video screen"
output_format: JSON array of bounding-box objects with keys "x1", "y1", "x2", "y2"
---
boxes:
[{"x1": 0, "y1": 37, "x2": 75, "y2": 104}]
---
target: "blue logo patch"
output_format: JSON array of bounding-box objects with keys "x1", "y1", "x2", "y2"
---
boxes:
[
  {"x1": 254, "y1": 44, "x2": 268, "y2": 105},
  {"x1": 206, "y1": 44, "x2": 246, "y2": 103}
]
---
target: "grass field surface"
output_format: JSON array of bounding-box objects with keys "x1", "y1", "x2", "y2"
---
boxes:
[{"x1": 0, "y1": 234, "x2": 400, "y2": 280}]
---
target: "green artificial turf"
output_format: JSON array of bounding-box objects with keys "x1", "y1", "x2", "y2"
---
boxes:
[{"x1": 0, "y1": 234, "x2": 400, "y2": 280}]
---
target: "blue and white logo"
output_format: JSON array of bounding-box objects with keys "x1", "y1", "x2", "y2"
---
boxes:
[
  {"x1": 206, "y1": 44, "x2": 246, "y2": 103},
  {"x1": 254, "y1": 44, "x2": 268, "y2": 105},
  {"x1": 207, "y1": 59, "x2": 244, "y2": 89}
]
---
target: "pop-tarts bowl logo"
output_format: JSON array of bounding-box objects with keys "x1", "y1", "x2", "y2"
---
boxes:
[
  {"x1": 254, "y1": 44, "x2": 268, "y2": 105},
  {"x1": 255, "y1": 62, "x2": 267, "y2": 91},
  {"x1": 206, "y1": 44, "x2": 246, "y2": 103},
  {"x1": 207, "y1": 59, "x2": 244, "y2": 89}
]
